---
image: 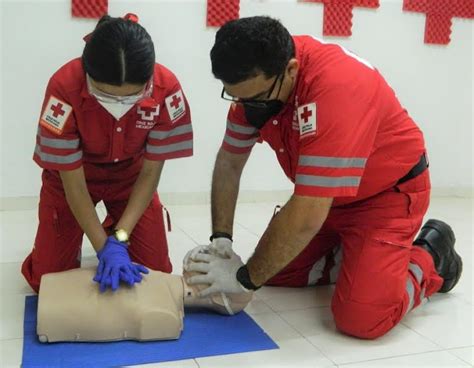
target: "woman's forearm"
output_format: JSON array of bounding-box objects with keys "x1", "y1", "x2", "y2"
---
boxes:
[{"x1": 59, "y1": 168, "x2": 107, "y2": 252}]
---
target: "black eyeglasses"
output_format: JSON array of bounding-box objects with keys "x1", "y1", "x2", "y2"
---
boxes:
[{"x1": 221, "y1": 73, "x2": 285, "y2": 108}]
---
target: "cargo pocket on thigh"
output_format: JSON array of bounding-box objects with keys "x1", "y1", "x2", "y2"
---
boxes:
[{"x1": 348, "y1": 238, "x2": 411, "y2": 305}]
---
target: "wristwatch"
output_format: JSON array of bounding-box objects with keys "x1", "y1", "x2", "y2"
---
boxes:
[
  {"x1": 113, "y1": 228, "x2": 130, "y2": 244},
  {"x1": 209, "y1": 232, "x2": 233, "y2": 242},
  {"x1": 236, "y1": 265, "x2": 261, "y2": 291}
]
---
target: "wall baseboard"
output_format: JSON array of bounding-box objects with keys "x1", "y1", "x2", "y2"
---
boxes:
[{"x1": 1, "y1": 188, "x2": 471, "y2": 212}]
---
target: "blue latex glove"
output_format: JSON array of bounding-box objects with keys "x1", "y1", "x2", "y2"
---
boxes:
[{"x1": 93, "y1": 236, "x2": 149, "y2": 292}]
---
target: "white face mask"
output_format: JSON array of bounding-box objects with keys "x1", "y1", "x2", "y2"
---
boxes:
[{"x1": 86, "y1": 75, "x2": 153, "y2": 120}]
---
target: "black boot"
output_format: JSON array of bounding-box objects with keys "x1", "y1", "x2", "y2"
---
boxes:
[{"x1": 413, "y1": 219, "x2": 462, "y2": 293}]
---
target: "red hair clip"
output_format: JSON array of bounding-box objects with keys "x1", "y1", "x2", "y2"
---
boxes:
[
  {"x1": 83, "y1": 32, "x2": 92, "y2": 43},
  {"x1": 123, "y1": 13, "x2": 139, "y2": 23}
]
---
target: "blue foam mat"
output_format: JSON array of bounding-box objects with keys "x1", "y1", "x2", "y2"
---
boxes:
[{"x1": 22, "y1": 296, "x2": 278, "y2": 367}]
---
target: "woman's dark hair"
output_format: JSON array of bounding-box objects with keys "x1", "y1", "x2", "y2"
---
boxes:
[
  {"x1": 82, "y1": 15, "x2": 155, "y2": 86},
  {"x1": 210, "y1": 16, "x2": 295, "y2": 84}
]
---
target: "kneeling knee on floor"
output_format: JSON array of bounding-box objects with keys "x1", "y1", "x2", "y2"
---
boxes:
[{"x1": 332, "y1": 300, "x2": 399, "y2": 340}]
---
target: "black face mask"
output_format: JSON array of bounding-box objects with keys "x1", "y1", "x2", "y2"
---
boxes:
[{"x1": 243, "y1": 100, "x2": 285, "y2": 129}]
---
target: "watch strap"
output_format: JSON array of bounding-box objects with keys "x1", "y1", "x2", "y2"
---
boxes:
[{"x1": 236, "y1": 265, "x2": 260, "y2": 291}]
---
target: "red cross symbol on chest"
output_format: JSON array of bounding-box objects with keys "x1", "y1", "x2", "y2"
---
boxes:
[
  {"x1": 137, "y1": 105, "x2": 160, "y2": 121},
  {"x1": 50, "y1": 103, "x2": 65, "y2": 118},
  {"x1": 300, "y1": 106, "x2": 313, "y2": 123},
  {"x1": 301, "y1": 0, "x2": 380, "y2": 36},
  {"x1": 170, "y1": 95, "x2": 182, "y2": 109},
  {"x1": 404, "y1": 0, "x2": 474, "y2": 44}
]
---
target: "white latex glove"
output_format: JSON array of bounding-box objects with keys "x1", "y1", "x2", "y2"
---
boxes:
[
  {"x1": 182, "y1": 237, "x2": 233, "y2": 267},
  {"x1": 182, "y1": 244, "x2": 210, "y2": 268},
  {"x1": 185, "y1": 250, "x2": 249, "y2": 297},
  {"x1": 209, "y1": 237, "x2": 233, "y2": 258}
]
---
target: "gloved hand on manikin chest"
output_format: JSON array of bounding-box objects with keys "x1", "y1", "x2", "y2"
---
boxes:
[
  {"x1": 182, "y1": 237, "x2": 233, "y2": 266},
  {"x1": 184, "y1": 249, "x2": 249, "y2": 297}
]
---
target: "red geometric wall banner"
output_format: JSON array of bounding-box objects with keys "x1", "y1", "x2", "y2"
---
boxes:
[
  {"x1": 403, "y1": 0, "x2": 474, "y2": 44},
  {"x1": 72, "y1": 0, "x2": 108, "y2": 19},
  {"x1": 207, "y1": 0, "x2": 240, "y2": 27},
  {"x1": 300, "y1": 0, "x2": 380, "y2": 37}
]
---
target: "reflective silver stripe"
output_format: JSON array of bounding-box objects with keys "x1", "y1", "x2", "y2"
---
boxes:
[
  {"x1": 295, "y1": 174, "x2": 361, "y2": 188},
  {"x1": 224, "y1": 135, "x2": 258, "y2": 148},
  {"x1": 307, "y1": 257, "x2": 326, "y2": 286},
  {"x1": 37, "y1": 127, "x2": 80, "y2": 149},
  {"x1": 406, "y1": 278, "x2": 415, "y2": 313},
  {"x1": 409, "y1": 263, "x2": 423, "y2": 284},
  {"x1": 298, "y1": 155, "x2": 367, "y2": 168},
  {"x1": 227, "y1": 120, "x2": 257, "y2": 135},
  {"x1": 39, "y1": 135, "x2": 80, "y2": 149},
  {"x1": 148, "y1": 123, "x2": 192, "y2": 140},
  {"x1": 34, "y1": 145, "x2": 82, "y2": 164},
  {"x1": 420, "y1": 287, "x2": 426, "y2": 301},
  {"x1": 146, "y1": 140, "x2": 193, "y2": 154}
]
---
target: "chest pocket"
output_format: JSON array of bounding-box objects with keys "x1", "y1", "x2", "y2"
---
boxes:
[
  {"x1": 260, "y1": 113, "x2": 297, "y2": 181},
  {"x1": 124, "y1": 122, "x2": 150, "y2": 154},
  {"x1": 79, "y1": 110, "x2": 111, "y2": 156}
]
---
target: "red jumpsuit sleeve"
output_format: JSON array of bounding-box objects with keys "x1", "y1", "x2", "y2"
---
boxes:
[
  {"x1": 33, "y1": 77, "x2": 83, "y2": 171},
  {"x1": 221, "y1": 103, "x2": 260, "y2": 154},
  {"x1": 145, "y1": 82, "x2": 193, "y2": 161},
  {"x1": 294, "y1": 86, "x2": 379, "y2": 198}
]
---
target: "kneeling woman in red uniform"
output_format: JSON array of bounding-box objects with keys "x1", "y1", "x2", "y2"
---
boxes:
[{"x1": 22, "y1": 14, "x2": 193, "y2": 293}]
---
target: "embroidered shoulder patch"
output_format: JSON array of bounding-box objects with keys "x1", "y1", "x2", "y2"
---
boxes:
[
  {"x1": 297, "y1": 103, "x2": 317, "y2": 139},
  {"x1": 165, "y1": 90, "x2": 186, "y2": 123},
  {"x1": 40, "y1": 96, "x2": 73, "y2": 135}
]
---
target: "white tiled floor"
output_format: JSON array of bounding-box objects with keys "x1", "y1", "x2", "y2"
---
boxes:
[{"x1": 0, "y1": 197, "x2": 472, "y2": 367}]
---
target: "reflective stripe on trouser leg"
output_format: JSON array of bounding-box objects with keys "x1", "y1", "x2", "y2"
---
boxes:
[
  {"x1": 307, "y1": 244, "x2": 342, "y2": 286},
  {"x1": 405, "y1": 262, "x2": 425, "y2": 315},
  {"x1": 307, "y1": 256, "x2": 326, "y2": 285}
]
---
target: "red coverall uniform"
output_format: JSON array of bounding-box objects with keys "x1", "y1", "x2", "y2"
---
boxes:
[
  {"x1": 222, "y1": 36, "x2": 443, "y2": 339},
  {"x1": 22, "y1": 58, "x2": 193, "y2": 293}
]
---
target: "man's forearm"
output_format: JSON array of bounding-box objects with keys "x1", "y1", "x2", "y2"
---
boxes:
[
  {"x1": 211, "y1": 149, "x2": 248, "y2": 235},
  {"x1": 116, "y1": 159, "x2": 164, "y2": 235},
  {"x1": 247, "y1": 196, "x2": 333, "y2": 286}
]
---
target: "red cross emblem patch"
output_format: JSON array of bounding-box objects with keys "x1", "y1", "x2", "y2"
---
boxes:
[
  {"x1": 40, "y1": 96, "x2": 73, "y2": 135},
  {"x1": 297, "y1": 103, "x2": 317, "y2": 139},
  {"x1": 137, "y1": 105, "x2": 160, "y2": 122},
  {"x1": 165, "y1": 90, "x2": 186, "y2": 123}
]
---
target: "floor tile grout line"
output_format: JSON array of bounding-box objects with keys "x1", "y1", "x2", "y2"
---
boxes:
[
  {"x1": 171, "y1": 224, "x2": 202, "y2": 246},
  {"x1": 444, "y1": 348, "x2": 474, "y2": 366},
  {"x1": 443, "y1": 345, "x2": 474, "y2": 351},
  {"x1": 274, "y1": 308, "x2": 338, "y2": 366},
  {"x1": 400, "y1": 320, "x2": 453, "y2": 351},
  {"x1": 234, "y1": 220, "x2": 262, "y2": 237},
  {"x1": 335, "y1": 347, "x2": 465, "y2": 366},
  {"x1": 266, "y1": 303, "x2": 332, "y2": 314}
]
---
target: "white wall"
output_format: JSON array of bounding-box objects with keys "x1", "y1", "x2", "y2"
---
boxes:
[{"x1": 0, "y1": 0, "x2": 472, "y2": 202}]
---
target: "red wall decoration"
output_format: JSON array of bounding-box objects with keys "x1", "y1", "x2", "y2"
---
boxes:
[
  {"x1": 403, "y1": 0, "x2": 474, "y2": 45},
  {"x1": 72, "y1": 0, "x2": 108, "y2": 19},
  {"x1": 69, "y1": 0, "x2": 472, "y2": 46},
  {"x1": 206, "y1": 0, "x2": 240, "y2": 27},
  {"x1": 300, "y1": 0, "x2": 380, "y2": 36}
]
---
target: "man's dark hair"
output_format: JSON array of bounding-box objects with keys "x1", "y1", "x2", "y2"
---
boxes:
[
  {"x1": 82, "y1": 15, "x2": 155, "y2": 86},
  {"x1": 210, "y1": 16, "x2": 295, "y2": 84}
]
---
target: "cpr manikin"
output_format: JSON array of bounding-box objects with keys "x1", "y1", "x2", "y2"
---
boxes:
[{"x1": 37, "y1": 251, "x2": 253, "y2": 343}]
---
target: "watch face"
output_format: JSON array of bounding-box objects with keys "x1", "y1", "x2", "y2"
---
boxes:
[{"x1": 115, "y1": 229, "x2": 129, "y2": 242}]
